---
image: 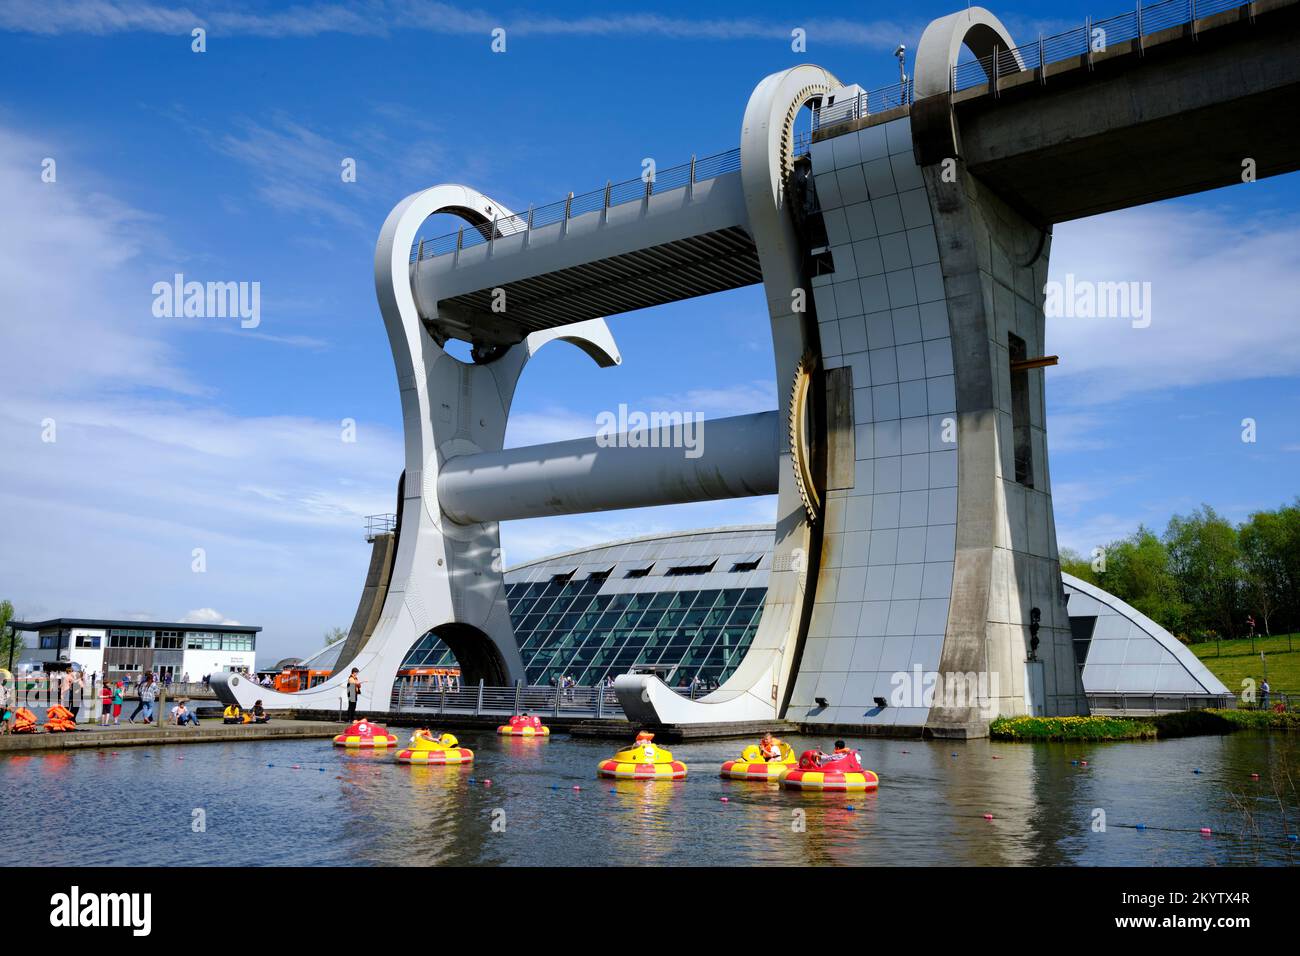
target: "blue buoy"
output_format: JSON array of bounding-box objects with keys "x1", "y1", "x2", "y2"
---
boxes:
[
  {"x1": 267, "y1": 763, "x2": 275, "y2": 767},
  {"x1": 610, "y1": 788, "x2": 616, "y2": 793},
  {"x1": 1193, "y1": 768, "x2": 1202, "y2": 774},
  {"x1": 1135, "y1": 823, "x2": 1147, "y2": 830},
  {"x1": 468, "y1": 777, "x2": 476, "y2": 783},
  {"x1": 845, "y1": 805, "x2": 855, "y2": 811},
  {"x1": 1071, "y1": 760, "x2": 1079, "y2": 765},
  {"x1": 951, "y1": 752, "x2": 958, "y2": 757},
  {"x1": 551, "y1": 784, "x2": 559, "y2": 789},
  {"x1": 1289, "y1": 834, "x2": 1298, "y2": 842}
]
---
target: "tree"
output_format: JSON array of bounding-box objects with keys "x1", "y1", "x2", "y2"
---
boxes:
[
  {"x1": 1093, "y1": 529, "x2": 1188, "y2": 635},
  {"x1": 1165, "y1": 506, "x2": 1242, "y2": 639},
  {"x1": 0, "y1": 599, "x2": 22, "y2": 670},
  {"x1": 1240, "y1": 510, "x2": 1290, "y2": 635},
  {"x1": 324, "y1": 626, "x2": 347, "y2": 647},
  {"x1": 1059, "y1": 548, "x2": 1099, "y2": 586}
]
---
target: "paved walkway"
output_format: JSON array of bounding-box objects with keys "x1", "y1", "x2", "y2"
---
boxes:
[{"x1": 0, "y1": 720, "x2": 343, "y2": 753}]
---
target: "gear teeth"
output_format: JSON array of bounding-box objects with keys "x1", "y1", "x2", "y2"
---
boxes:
[{"x1": 789, "y1": 354, "x2": 820, "y2": 523}]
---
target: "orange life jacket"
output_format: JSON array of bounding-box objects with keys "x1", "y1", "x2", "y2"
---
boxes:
[
  {"x1": 13, "y1": 707, "x2": 39, "y2": 732},
  {"x1": 44, "y1": 704, "x2": 77, "y2": 732}
]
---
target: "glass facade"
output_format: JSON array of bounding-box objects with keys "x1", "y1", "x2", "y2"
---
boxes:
[{"x1": 400, "y1": 577, "x2": 766, "y2": 687}]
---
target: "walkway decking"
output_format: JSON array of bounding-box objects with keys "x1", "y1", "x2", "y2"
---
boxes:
[{"x1": 0, "y1": 720, "x2": 343, "y2": 753}]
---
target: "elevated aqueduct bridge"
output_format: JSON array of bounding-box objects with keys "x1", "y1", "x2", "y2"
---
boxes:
[{"x1": 214, "y1": 0, "x2": 1300, "y2": 736}]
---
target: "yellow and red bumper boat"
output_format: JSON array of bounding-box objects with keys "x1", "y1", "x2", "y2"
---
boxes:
[
  {"x1": 781, "y1": 748, "x2": 879, "y2": 792},
  {"x1": 497, "y1": 714, "x2": 550, "y2": 737},
  {"x1": 597, "y1": 731, "x2": 686, "y2": 780},
  {"x1": 396, "y1": 730, "x2": 474, "y2": 765},
  {"x1": 720, "y1": 741, "x2": 796, "y2": 780},
  {"x1": 332, "y1": 719, "x2": 399, "y2": 748}
]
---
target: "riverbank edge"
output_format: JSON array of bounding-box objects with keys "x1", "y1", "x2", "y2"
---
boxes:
[{"x1": 991, "y1": 709, "x2": 1300, "y2": 741}]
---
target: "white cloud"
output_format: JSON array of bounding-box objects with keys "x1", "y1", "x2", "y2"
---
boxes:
[
  {"x1": 1046, "y1": 203, "x2": 1300, "y2": 405},
  {"x1": 0, "y1": 120, "x2": 402, "y2": 663},
  {"x1": 0, "y1": 1, "x2": 914, "y2": 47},
  {"x1": 181, "y1": 607, "x2": 240, "y2": 625}
]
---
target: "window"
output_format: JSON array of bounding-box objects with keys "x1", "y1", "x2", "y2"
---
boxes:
[
  {"x1": 75, "y1": 634, "x2": 102, "y2": 649},
  {"x1": 625, "y1": 565, "x2": 653, "y2": 578},
  {"x1": 730, "y1": 560, "x2": 761, "y2": 572},
  {"x1": 156, "y1": 630, "x2": 183, "y2": 650},
  {"x1": 665, "y1": 561, "x2": 715, "y2": 576},
  {"x1": 1008, "y1": 332, "x2": 1034, "y2": 488},
  {"x1": 185, "y1": 632, "x2": 222, "y2": 651},
  {"x1": 109, "y1": 629, "x2": 154, "y2": 649}
]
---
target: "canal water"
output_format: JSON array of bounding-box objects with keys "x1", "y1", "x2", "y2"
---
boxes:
[{"x1": 1, "y1": 731, "x2": 1296, "y2": 866}]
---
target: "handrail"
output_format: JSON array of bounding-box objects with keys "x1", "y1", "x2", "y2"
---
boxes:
[
  {"x1": 951, "y1": 0, "x2": 1248, "y2": 92},
  {"x1": 411, "y1": 147, "x2": 742, "y2": 263},
  {"x1": 809, "y1": 78, "x2": 915, "y2": 134},
  {"x1": 364, "y1": 513, "x2": 397, "y2": 540}
]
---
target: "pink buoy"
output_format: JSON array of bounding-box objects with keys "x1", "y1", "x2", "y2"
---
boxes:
[
  {"x1": 1200, "y1": 827, "x2": 1212, "y2": 835},
  {"x1": 484, "y1": 779, "x2": 492, "y2": 786},
  {"x1": 573, "y1": 785, "x2": 582, "y2": 791},
  {"x1": 720, "y1": 797, "x2": 729, "y2": 803},
  {"x1": 1251, "y1": 773, "x2": 1260, "y2": 780},
  {"x1": 983, "y1": 813, "x2": 994, "y2": 821}
]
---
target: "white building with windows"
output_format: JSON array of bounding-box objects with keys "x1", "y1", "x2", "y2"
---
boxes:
[{"x1": 9, "y1": 618, "x2": 260, "y2": 682}]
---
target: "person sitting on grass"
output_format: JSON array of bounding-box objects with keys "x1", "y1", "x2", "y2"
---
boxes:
[
  {"x1": 251, "y1": 700, "x2": 270, "y2": 724},
  {"x1": 222, "y1": 703, "x2": 243, "y2": 725}
]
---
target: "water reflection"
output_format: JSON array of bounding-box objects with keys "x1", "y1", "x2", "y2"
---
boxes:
[{"x1": 1, "y1": 732, "x2": 1296, "y2": 866}]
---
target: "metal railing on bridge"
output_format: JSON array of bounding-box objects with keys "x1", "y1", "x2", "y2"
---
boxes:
[
  {"x1": 365, "y1": 513, "x2": 397, "y2": 540},
  {"x1": 387, "y1": 680, "x2": 722, "y2": 719},
  {"x1": 389, "y1": 681, "x2": 625, "y2": 719},
  {"x1": 951, "y1": 0, "x2": 1251, "y2": 93},
  {"x1": 411, "y1": 147, "x2": 743, "y2": 263},
  {"x1": 809, "y1": 79, "x2": 915, "y2": 135}
]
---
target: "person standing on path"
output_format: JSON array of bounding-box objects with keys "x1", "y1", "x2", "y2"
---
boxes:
[
  {"x1": 346, "y1": 668, "x2": 362, "y2": 720},
  {"x1": 128, "y1": 674, "x2": 153, "y2": 723},
  {"x1": 139, "y1": 677, "x2": 158, "y2": 724}
]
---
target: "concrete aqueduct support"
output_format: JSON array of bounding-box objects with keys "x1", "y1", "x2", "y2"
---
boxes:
[{"x1": 214, "y1": 186, "x2": 623, "y2": 713}]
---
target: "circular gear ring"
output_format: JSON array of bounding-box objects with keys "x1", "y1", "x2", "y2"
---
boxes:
[{"x1": 789, "y1": 353, "x2": 821, "y2": 522}]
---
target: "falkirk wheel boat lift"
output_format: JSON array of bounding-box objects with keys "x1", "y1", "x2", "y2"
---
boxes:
[{"x1": 213, "y1": 1, "x2": 1300, "y2": 737}]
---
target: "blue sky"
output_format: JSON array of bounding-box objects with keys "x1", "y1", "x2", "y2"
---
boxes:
[{"x1": 1, "y1": 0, "x2": 1297, "y2": 664}]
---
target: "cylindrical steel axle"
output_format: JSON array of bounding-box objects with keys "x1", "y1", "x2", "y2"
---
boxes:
[{"x1": 438, "y1": 410, "x2": 779, "y2": 524}]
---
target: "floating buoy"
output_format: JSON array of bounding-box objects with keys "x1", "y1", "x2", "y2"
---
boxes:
[
  {"x1": 991, "y1": 755, "x2": 1002, "y2": 759},
  {"x1": 900, "y1": 750, "x2": 910, "y2": 754},
  {"x1": 468, "y1": 777, "x2": 476, "y2": 783},
  {"x1": 610, "y1": 787, "x2": 616, "y2": 793},
  {"x1": 1200, "y1": 827, "x2": 1212, "y2": 835},
  {"x1": 1135, "y1": 823, "x2": 1147, "y2": 831},
  {"x1": 951, "y1": 752, "x2": 958, "y2": 757},
  {"x1": 983, "y1": 813, "x2": 994, "y2": 821},
  {"x1": 267, "y1": 763, "x2": 275, "y2": 767},
  {"x1": 845, "y1": 805, "x2": 855, "y2": 811},
  {"x1": 1251, "y1": 773, "x2": 1260, "y2": 780},
  {"x1": 1080, "y1": 761, "x2": 1088, "y2": 767},
  {"x1": 1071, "y1": 760, "x2": 1078, "y2": 766},
  {"x1": 572, "y1": 785, "x2": 581, "y2": 791},
  {"x1": 483, "y1": 779, "x2": 492, "y2": 786},
  {"x1": 720, "y1": 797, "x2": 729, "y2": 803},
  {"x1": 1288, "y1": 834, "x2": 1298, "y2": 842},
  {"x1": 1193, "y1": 768, "x2": 1202, "y2": 774},
  {"x1": 291, "y1": 764, "x2": 301, "y2": 770}
]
